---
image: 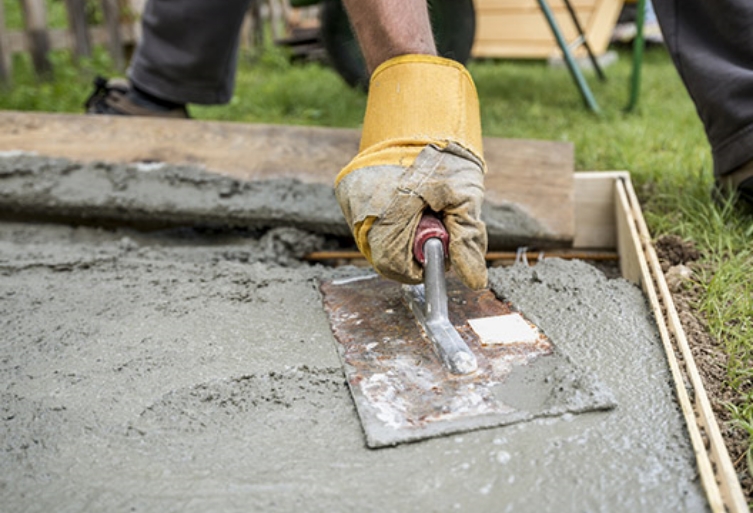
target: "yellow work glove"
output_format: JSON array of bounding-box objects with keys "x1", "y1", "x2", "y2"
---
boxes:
[{"x1": 335, "y1": 55, "x2": 487, "y2": 290}]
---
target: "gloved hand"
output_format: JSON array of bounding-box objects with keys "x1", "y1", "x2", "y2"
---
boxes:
[{"x1": 335, "y1": 55, "x2": 488, "y2": 290}]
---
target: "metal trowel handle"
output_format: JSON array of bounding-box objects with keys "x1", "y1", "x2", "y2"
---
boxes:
[
  {"x1": 411, "y1": 212, "x2": 478, "y2": 375},
  {"x1": 413, "y1": 213, "x2": 450, "y2": 266}
]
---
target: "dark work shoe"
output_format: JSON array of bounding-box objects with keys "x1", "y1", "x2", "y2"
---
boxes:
[
  {"x1": 713, "y1": 161, "x2": 753, "y2": 210},
  {"x1": 84, "y1": 76, "x2": 190, "y2": 119},
  {"x1": 736, "y1": 177, "x2": 753, "y2": 208}
]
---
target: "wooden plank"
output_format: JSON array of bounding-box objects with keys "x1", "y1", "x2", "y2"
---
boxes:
[
  {"x1": 0, "y1": 111, "x2": 575, "y2": 247},
  {"x1": 65, "y1": 0, "x2": 92, "y2": 58},
  {"x1": 614, "y1": 179, "x2": 726, "y2": 511},
  {"x1": 476, "y1": 11, "x2": 586, "y2": 42},
  {"x1": 0, "y1": 0, "x2": 11, "y2": 84},
  {"x1": 303, "y1": 249, "x2": 618, "y2": 262},
  {"x1": 621, "y1": 178, "x2": 749, "y2": 513},
  {"x1": 20, "y1": 0, "x2": 52, "y2": 76},
  {"x1": 572, "y1": 171, "x2": 626, "y2": 249},
  {"x1": 475, "y1": 9, "x2": 596, "y2": 59},
  {"x1": 483, "y1": 134, "x2": 574, "y2": 245},
  {"x1": 583, "y1": 0, "x2": 624, "y2": 54},
  {"x1": 100, "y1": 0, "x2": 125, "y2": 70},
  {"x1": 473, "y1": 42, "x2": 590, "y2": 59},
  {"x1": 472, "y1": 0, "x2": 621, "y2": 59},
  {"x1": 614, "y1": 177, "x2": 642, "y2": 285}
]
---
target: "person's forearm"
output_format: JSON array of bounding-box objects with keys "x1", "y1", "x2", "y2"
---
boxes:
[{"x1": 341, "y1": 0, "x2": 436, "y2": 73}]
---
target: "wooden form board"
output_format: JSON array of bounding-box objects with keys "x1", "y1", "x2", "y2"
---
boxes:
[
  {"x1": 473, "y1": 0, "x2": 624, "y2": 59},
  {"x1": 573, "y1": 171, "x2": 748, "y2": 513},
  {"x1": 0, "y1": 111, "x2": 575, "y2": 246}
]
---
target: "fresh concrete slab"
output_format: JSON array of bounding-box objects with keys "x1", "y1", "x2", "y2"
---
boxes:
[{"x1": 0, "y1": 220, "x2": 709, "y2": 512}]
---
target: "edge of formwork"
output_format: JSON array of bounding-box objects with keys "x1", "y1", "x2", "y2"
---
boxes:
[{"x1": 574, "y1": 171, "x2": 749, "y2": 513}]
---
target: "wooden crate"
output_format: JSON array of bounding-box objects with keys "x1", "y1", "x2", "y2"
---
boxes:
[{"x1": 473, "y1": 0, "x2": 623, "y2": 59}]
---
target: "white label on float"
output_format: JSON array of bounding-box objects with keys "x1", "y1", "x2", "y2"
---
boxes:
[{"x1": 468, "y1": 313, "x2": 539, "y2": 346}]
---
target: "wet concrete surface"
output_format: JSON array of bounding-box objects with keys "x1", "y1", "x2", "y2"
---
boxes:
[
  {"x1": 0, "y1": 221, "x2": 709, "y2": 512},
  {"x1": 0, "y1": 154, "x2": 558, "y2": 249}
]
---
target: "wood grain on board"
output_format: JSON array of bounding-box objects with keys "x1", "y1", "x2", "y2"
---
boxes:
[{"x1": 0, "y1": 111, "x2": 574, "y2": 244}]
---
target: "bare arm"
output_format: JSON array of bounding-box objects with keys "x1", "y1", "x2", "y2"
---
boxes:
[{"x1": 341, "y1": 0, "x2": 437, "y2": 73}]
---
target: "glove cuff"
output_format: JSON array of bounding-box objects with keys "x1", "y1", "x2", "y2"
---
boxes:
[{"x1": 337, "y1": 55, "x2": 484, "y2": 185}]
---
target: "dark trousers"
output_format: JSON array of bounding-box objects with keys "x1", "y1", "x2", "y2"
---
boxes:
[
  {"x1": 129, "y1": 0, "x2": 253, "y2": 105},
  {"x1": 653, "y1": 0, "x2": 753, "y2": 177}
]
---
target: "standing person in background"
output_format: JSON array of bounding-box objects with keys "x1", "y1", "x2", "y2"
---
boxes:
[{"x1": 651, "y1": 0, "x2": 753, "y2": 207}]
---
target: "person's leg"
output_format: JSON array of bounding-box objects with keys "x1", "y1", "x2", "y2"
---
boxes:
[
  {"x1": 652, "y1": 0, "x2": 753, "y2": 200},
  {"x1": 129, "y1": 0, "x2": 254, "y2": 105}
]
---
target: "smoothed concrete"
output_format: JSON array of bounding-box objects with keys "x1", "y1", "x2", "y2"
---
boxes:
[{"x1": 0, "y1": 221, "x2": 708, "y2": 512}]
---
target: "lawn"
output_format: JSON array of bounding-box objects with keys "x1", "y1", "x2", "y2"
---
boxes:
[{"x1": 0, "y1": 20, "x2": 751, "y2": 501}]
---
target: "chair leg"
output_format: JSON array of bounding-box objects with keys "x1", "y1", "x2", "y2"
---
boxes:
[
  {"x1": 626, "y1": 0, "x2": 646, "y2": 112},
  {"x1": 561, "y1": 0, "x2": 606, "y2": 81},
  {"x1": 537, "y1": 0, "x2": 601, "y2": 113}
]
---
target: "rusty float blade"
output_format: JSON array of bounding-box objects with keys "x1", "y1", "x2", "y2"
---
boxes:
[{"x1": 320, "y1": 273, "x2": 616, "y2": 448}]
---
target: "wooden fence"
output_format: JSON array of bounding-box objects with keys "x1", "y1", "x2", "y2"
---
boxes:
[
  {"x1": 0, "y1": 0, "x2": 140, "y2": 83},
  {"x1": 0, "y1": 0, "x2": 312, "y2": 85}
]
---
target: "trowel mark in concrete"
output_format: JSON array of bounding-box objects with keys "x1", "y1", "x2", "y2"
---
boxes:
[
  {"x1": 0, "y1": 222, "x2": 708, "y2": 512},
  {"x1": 128, "y1": 367, "x2": 348, "y2": 440}
]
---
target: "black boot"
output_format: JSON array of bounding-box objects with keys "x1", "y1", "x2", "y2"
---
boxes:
[{"x1": 84, "y1": 76, "x2": 190, "y2": 119}]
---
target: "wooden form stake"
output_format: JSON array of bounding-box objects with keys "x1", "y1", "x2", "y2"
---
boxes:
[
  {"x1": 20, "y1": 0, "x2": 52, "y2": 77},
  {"x1": 1, "y1": 1, "x2": 139, "y2": 77},
  {"x1": 249, "y1": 0, "x2": 264, "y2": 49},
  {"x1": 65, "y1": 0, "x2": 92, "y2": 58},
  {"x1": 0, "y1": 0, "x2": 11, "y2": 84},
  {"x1": 100, "y1": 0, "x2": 124, "y2": 70}
]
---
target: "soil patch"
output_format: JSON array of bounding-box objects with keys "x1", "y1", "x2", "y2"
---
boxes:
[{"x1": 655, "y1": 234, "x2": 752, "y2": 500}]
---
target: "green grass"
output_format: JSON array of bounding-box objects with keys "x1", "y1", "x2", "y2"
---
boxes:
[
  {"x1": 192, "y1": 49, "x2": 366, "y2": 127},
  {"x1": 2, "y1": 0, "x2": 70, "y2": 29},
  {"x1": 1, "y1": 38, "x2": 751, "y2": 484}
]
